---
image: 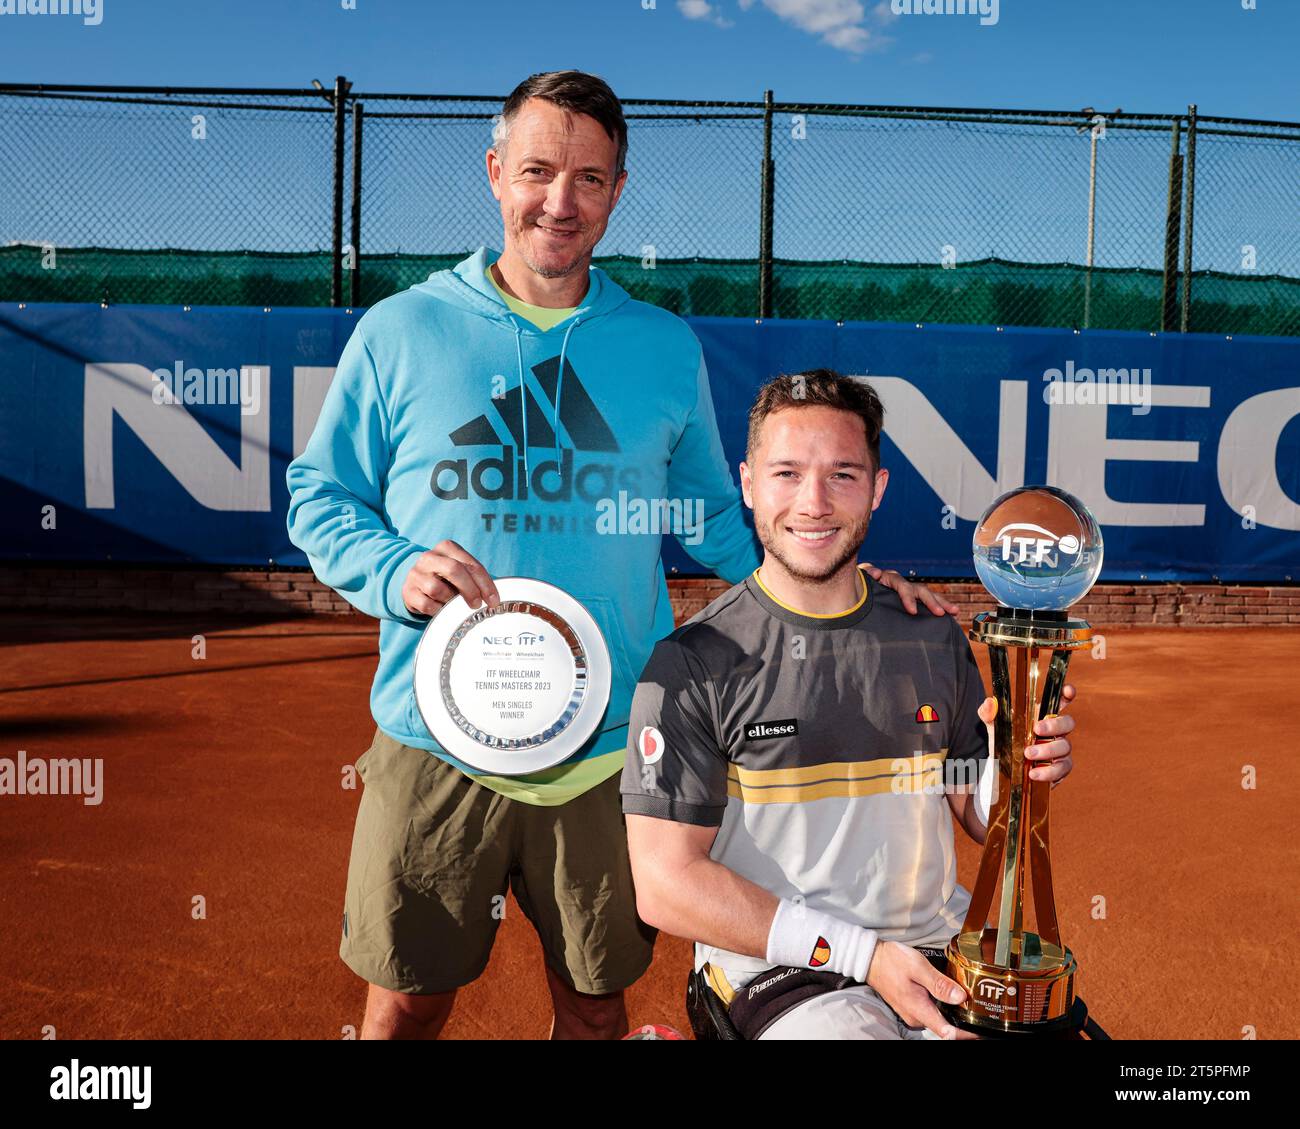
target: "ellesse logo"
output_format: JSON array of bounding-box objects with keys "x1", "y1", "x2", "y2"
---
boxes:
[
  {"x1": 809, "y1": 937, "x2": 831, "y2": 968},
  {"x1": 915, "y1": 704, "x2": 940, "y2": 723},
  {"x1": 744, "y1": 718, "x2": 799, "y2": 741},
  {"x1": 638, "y1": 726, "x2": 664, "y2": 765}
]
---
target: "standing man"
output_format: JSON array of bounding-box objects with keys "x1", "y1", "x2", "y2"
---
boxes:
[
  {"x1": 621, "y1": 370, "x2": 1079, "y2": 1040},
  {"x1": 287, "y1": 71, "x2": 952, "y2": 1040}
]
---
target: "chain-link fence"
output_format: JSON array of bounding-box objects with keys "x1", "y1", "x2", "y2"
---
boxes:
[{"x1": 1, "y1": 82, "x2": 1297, "y2": 335}]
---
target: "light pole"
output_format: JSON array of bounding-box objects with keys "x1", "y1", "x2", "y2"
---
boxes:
[{"x1": 1077, "y1": 107, "x2": 1121, "y2": 330}]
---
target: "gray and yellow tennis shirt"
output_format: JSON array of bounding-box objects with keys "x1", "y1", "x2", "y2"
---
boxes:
[{"x1": 621, "y1": 567, "x2": 989, "y2": 991}]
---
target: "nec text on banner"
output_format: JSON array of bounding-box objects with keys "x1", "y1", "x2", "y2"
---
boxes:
[{"x1": 1, "y1": 305, "x2": 1296, "y2": 581}]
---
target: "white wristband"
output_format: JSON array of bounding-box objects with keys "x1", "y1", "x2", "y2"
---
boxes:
[
  {"x1": 973, "y1": 754, "x2": 996, "y2": 829},
  {"x1": 766, "y1": 899, "x2": 879, "y2": 984}
]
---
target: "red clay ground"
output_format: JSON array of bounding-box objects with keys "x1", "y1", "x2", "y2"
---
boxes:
[{"x1": 0, "y1": 612, "x2": 1296, "y2": 1040}]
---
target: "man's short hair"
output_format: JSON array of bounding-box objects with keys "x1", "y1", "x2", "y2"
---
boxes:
[
  {"x1": 493, "y1": 70, "x2": 628, "y2": 178},
  {"x1": 746, "y1": 368, "x2": 884, "y2": 470}
]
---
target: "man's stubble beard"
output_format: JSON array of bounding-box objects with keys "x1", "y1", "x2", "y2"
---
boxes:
[
  {"x1": 754, "y1": 509, "x2": 872, "y2": 585},
  {"x1": 524, "y1": 253, "x2": 583, "y2": 279},
  {"x1": 514, "y1": 213, "x2": 595, "y2": 279}
]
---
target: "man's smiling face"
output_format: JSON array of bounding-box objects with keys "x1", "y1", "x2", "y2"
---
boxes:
[
  {"x1": 487, "y1": 97, "x2": 626, "y2": 280},
  {"x1": 740, "y1": 405, "x2": 889, "y2": 584}
]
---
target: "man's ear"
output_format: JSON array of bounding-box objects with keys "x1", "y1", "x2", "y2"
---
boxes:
[
  {"x1": 871, "y1": 466, "x2": 889, "y2": 512},
  {"x1": 486, "y1": 148, "x2": 503, "y2": 201},
  {"x1": 610, "y1": 169, "x2": 628, "y2": 211},
  {"x1": 739, "y1": 461, "x2": 754, "y2": 510}
]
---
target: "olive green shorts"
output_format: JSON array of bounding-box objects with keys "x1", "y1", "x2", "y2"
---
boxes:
[{"x1": 339, "y1": 728, "x2": 657, "y2": 996}]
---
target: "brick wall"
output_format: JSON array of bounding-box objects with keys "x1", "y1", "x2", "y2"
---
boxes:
[
  {"x1": 669, "y1": 578, "x2": 1300, "y2": 627},
  {"x1": 1, "y1": 565, "x2": 1297, "y2": 627},
  {"x1": 0, "y1": 566, "x2": 359, "y2": 617}
]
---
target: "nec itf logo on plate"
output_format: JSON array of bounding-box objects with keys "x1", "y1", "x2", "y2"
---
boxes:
[
  {"x1": 481, "y1": 633, "x2": 544, "y2": 646},
  {"x1": 744, "y1": 718, "x2": 799, "y2": 742}
]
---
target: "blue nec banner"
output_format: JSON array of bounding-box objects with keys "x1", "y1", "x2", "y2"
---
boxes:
[{"x1": 2, "y1": 303, "x2": 1298, "y2": 580}]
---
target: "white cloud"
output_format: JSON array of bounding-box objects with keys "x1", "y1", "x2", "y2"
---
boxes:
[
  {"x1": 677, "y1": 0, "x2": 734, "y2": 27},
  {"x1": 683, "y1": 0, "x2": 892, "y2": 54},
  {"x1": 762, "y1": 0, "x2": 864, "y2": 36},
  {"x1": 750, "y1": 0, "x2": 888, "y2": 55},
  {"x1": 823, "y1": 23, "x2": 872, "y2": 51}
]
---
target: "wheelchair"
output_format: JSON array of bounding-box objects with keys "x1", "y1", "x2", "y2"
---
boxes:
[{"x1": 686, "y1": 948, "x2": 1110, "y2": 1040}]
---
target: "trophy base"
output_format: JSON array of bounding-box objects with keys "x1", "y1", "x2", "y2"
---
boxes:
[{"x1": 943, "y1": 928, "x2": 1077, "y2": 1036}]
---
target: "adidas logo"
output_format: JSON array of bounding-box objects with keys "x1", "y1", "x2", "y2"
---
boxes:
[
  {"x1": 431, "y1": 356, "x2": 639, "y2": 504},
  {"x1": 450, "y1": 355, "x2": 618, "y2": 453}
]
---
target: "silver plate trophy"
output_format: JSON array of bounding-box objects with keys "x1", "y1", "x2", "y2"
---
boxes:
[{"x1": 412, "y1": 577, "x2": 612, "y2": 776}]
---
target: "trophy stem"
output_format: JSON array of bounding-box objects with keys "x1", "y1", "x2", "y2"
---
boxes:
[
  {"x1": 1029, "y1": 649, "x2": 1073, "y2": 950},
  {"x1": 993, "y1": 646, "x2": 1035, "y2": 966},
  {"x1": 958, "y1": 644, "x2": 1012, "y2": 938}
]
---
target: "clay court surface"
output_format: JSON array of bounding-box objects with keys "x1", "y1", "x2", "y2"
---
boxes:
[{"x1": 1, "y1": 610, "x2": 1296, "y2": 1041}]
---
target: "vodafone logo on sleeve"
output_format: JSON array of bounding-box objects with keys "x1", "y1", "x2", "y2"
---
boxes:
[{"x1": 638, "y1": 726, "x2": 665, "y2": 765}]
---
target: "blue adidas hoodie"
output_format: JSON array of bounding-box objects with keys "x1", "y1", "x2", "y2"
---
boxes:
[{"x1": 286, "y1": 247, "x2": 761, "y2": 798}]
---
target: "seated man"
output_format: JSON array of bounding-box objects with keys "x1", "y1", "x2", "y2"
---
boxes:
[{"x1": 620, "y1": 369, "x2": 1078, "y2": 1041}]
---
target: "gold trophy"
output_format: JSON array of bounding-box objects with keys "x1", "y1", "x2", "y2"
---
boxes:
[{"x1": 944, "y1": 486, "x2": 1103, "y2": 1036}]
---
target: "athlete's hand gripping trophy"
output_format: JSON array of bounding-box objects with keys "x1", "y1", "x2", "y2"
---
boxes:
[{"x1": 943, "y1": 486, "x2": 1104, "y2": 1036}]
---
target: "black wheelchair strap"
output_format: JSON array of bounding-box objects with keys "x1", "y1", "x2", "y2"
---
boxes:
[{"x1": 727, "y1": 966, "x2": 857, "y2": 1041}]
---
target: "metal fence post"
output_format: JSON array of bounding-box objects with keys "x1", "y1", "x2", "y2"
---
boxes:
[
  {"x1": 1160, "y1": 118, "x2": 1184, "y2": 332},
  {"x1": 330, "y1": 75, "x2": 347, "y2": 308},
  {"x1": 759, "y1": 89, "x2": 775, "y2": 319},
  {"x1": 1083, "y1": 122, "x2": 1099, "y2": 329},
  {"x1": 350, "y1": 100, "x2": 363, "y2": 308},
  {"x1": 1180, "y1": 104, "x2": 1199, "y2": 332}
]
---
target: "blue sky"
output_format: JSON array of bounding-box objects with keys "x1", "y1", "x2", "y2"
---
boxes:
[
  {"x1": 1, "y1": 1, "x2": 1294, "y2": 274},
  {"x1": 0, "y1": 0, "x2": 1294, "y2": 122}
]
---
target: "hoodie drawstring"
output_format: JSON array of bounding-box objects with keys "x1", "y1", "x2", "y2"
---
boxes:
[
  {"x1": 512, "y1": 325, "x2": 529, "y2": 481},
  {"x1": 511, "y1": 314, "x2": 583, "y2": 487},
  {"x1": 554, "y1": 318, "x2": 580, "y2": 471}
]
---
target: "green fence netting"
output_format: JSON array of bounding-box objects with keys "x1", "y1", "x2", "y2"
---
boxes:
[
  {"x1": 2, "y1": 87, "x2": 1296, "y2": 336},
  {"x1": 4, "y1": 245, "x2": 1296, "y2": 336}
]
